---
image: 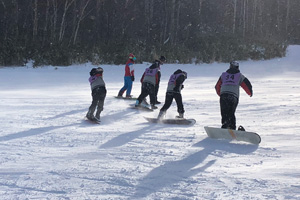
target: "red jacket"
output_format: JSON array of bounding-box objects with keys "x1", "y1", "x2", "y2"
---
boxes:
[{"x1": 124, "y1": 59, "x2": 135, "y2": 77}]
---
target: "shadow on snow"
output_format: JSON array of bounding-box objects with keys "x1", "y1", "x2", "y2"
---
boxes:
[{"x1": 132, "y1": 138, "x2": 258, "y2": 198}]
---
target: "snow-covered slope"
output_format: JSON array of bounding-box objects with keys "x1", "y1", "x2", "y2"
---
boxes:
[{"x1": 0, "y1": 46, "x2": 299, "y2": 199}]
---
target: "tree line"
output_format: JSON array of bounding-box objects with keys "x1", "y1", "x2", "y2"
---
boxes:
[{"x1": 0, "y1": 0, "x2": 299, "y2": 66}]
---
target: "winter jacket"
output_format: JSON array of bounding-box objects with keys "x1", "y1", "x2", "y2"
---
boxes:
[
  {"x1": 166, "y1": 69, "x2": 186, "y2": 93},
  {"x1": 124, "y1": 59, "x2": 135, "y2": 77},
  {"x1": 140, "y1": 64, "x2": 159, "y2": 86},
  {"x1": 89, "y1": 74, "x2": 105, "y2": 91},
  {"x1": 215, "y1": 68, "x2": 252, "y2": 98},
  {"x1": 152, "y1": 60, "x2": 162, "y2": 85}
]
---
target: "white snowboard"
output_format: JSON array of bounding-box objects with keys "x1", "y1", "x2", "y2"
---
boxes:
[{"x1": 204, "y1": 126, "x2": 261, "y2": 145}]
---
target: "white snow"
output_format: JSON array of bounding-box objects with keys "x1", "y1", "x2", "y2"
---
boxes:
[{"x1": 0, "y1": 46, "x2": 300, "y2": 199}]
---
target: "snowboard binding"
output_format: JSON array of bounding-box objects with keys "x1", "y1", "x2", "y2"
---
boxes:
[{"x1": 238, "y1": 125, "x2": 245, "y2": 131}]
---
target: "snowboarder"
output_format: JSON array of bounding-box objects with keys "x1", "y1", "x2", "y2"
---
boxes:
[
  {"x1": 157, "y1": 69, "x2": 187, "y2": 119},
  {"x1": 153, "y1": 56, "x2": 166, "y2": 104},
  {"x1": 215, "y1": 61, "x2": 253, "y2": 130},
  {"x1": 135, "y1": 62, "x2": 161, "y2": 110},
  {"x1": 142, "y1": 55, "x2": 166, "y2": 105},
  {"x1": 86, "y1": 67, "x2": 107, "y2": 122},
  {"x1": 117, "y1": 53, "x2": 136, "y2": 98}
]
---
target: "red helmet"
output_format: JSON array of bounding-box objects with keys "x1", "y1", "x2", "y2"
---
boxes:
[{"x1": 129, "y1": 53, "x2": 136, "y2": 60}]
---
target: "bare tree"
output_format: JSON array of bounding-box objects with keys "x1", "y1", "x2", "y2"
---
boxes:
[
  {"x1": 285, "y1": 0, "x2": 290, "y2": 33},
  {"x1": 242, "y1": 0, "x2": 246, "y2": 37},
  {"x1": 232, "y1": 0, "x2": 237, "y2": 34},
  {"x1": 33, "y1": 0, "x2": 38, "y2": 39},
  {"x1": 198, "y1": 0, "x2": 204, "y2": 15},
  {"x1": 251, "y1": 0, "x2": 257, "y2": 34},
  {"x1": 50, "y1": 0, "x2": 58, "y2": 41},
  {"x1": 144, "y1": 0, "x2": 154, "y2": 39},
  {"x1": 59, "y1": 0, "x2": 75, "y2": 42},
  {"x1": 1, "y1": 0, "x2": 8, "y2": 41},
  {"x1": 169, "y1": 0, "x2": 176, "y2": 45},
  {"x1": 72, "y1": 0, "x2": 93, "y2": 45},
  {"x1": 43, "y1": 0, "x2": 50, "y2": 44}
]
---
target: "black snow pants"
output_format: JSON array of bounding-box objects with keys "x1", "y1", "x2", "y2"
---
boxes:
[
  {"x1": 137, "y1": 82, "x2": 155, "y2": 105},
  {"x1": 160, "y1": 92, "x2": 184, "y2": 114},
  {"x1": 89, "y1": 86, "x2": 107, "y2": 114},
  {"x1": 154, "y1": 84, "x2": 159, "y2": 102},
  {"x1": 220, "y1": 93, "x2": 238, "y2": 130}
]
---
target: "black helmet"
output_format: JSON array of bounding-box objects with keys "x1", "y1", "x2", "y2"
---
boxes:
[
  {"x1": 160, "y1": 56, "x2": 166, "y2": 62},
  {"x1": 90, "y1": 68, "x2": 97, "y2": 76},
  {"x1": 230, "y1": 61, "x2": 239, "y2": 69},
  {"x1": 90, "y1": 67, "x2": 103, "y2": 76},
  {"x1": 174, "y1": 69, "x2": 182, "y2": 74},
  {"x1": 97, "y1": 67, "x2": 103, "y2": 73}
]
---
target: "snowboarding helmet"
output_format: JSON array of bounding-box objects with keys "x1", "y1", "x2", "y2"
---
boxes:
[
  {"x1": 129, "y1": 53, "x2": 136, "y2": 61},
  {"x1": 97, "y1": 67, "x2": 103, "y2": 73},
  {"x1": 90, "y1": 67, "x2": 103, "y2": 76},
  {"x1": 174, "y1": 69, "x2": 183, "y2": 74},
  {"x1": 159, "y1": 56, "x2": 166, "y2": 62},
  {"x1": 230, "y1": 61, "x2": 239, "y2": 69},
  {"x1": 90, "y1": 68, "x2": 97, "y2": 76}
]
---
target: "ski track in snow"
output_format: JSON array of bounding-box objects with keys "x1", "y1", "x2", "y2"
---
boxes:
[{"x1": 0, "y1": 46, "x2": 300, "y2": 199}]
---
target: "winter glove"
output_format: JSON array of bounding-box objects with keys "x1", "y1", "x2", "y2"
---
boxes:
[
  {"x1": 131, "y1": 76, "x2": 135, "y2": 81},
  {"x1": 181, "y1": 85, "x2": 184, "y2": 90}
]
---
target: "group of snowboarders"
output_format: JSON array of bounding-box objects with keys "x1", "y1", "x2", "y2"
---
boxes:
[{"x1": 86, "y1": 54, "x2": 253, "y2": 131}]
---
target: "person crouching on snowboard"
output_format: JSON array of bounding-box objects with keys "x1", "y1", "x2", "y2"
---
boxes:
[
  {"x1": 86, "y1": 67, "x2": 107, "y2": 121},
  {"x1": 135, "y1": 63, "x2": 160, "y2": 110},
  {"x1": 215, "y1": 61, "x2": 253, "y2": 130},
  {"x1": 157, "y1": 69, "x2": 187, "y2": 119}
]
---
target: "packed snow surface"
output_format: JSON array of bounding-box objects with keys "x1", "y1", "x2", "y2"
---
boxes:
[{"x1": 0, "y1": 46, "x2": 300, "y2": 199}]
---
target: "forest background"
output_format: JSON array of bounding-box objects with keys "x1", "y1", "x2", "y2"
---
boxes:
[{"x1": 0, "y1": 0, "x2": 299, "y2": 66}]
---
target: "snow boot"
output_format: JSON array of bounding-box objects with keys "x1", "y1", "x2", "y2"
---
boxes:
[
  {"x1": 95, "y1": 111, "x2": 101, "y2": 122},
  {"x1": 86, "y1": 109, "x2": 96, "y2": 121},
  {"x1": 176, "y1": 113, "x2": 184, "y2": 119},
  {"x1": 135, "y1": 100, "x2": 140, "y2": 107},
  {"x1": 155, "y1": 100, "x2": 161, "y2": 105},
  {"x1": 117, "y1": 90, "x2": 124, "y2": 97},
  {"x1": 151, "y1": 104, "x2": 158, "y2": 110},
  {"x1": 157, "y1": 111, "x2": 166, "y2": 120}
]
